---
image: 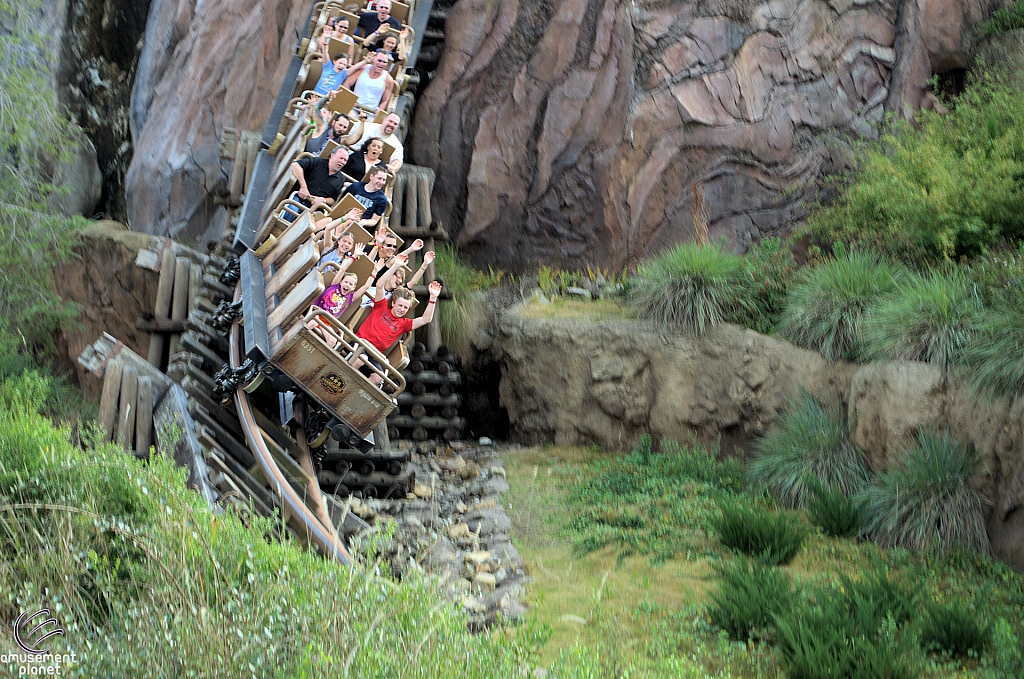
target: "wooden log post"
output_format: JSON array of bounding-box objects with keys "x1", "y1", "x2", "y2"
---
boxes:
[
  {"x1": 391, "y1": 172, "x2": 405, "y2": 228},
  {"x1": 169, "y1": 258, "x2": 191, "y2": 356},
  {"x1": 117, "y1": 367, "x2": 139, "y2": 452},
  {"x1": 98, "y1": 361, "x2": 123, "y2": 441},
  {"x1": 403, "y1": 169, "x2": 418, "y2": 229},
  {"x1": 188, "y1": 261, "x2": 202, "y2": 316},
  {"x1": 136, "y1": 376, "x2": 154, "y2": 456},
  {"x1": 416, "y1": 171, "x2": 432, "y2": 231},
  {"x1": 424, "y1": 235, "x2": 441, "y2": 352},
  {"x1": 148, "y1": 249, "x2": 177, "y2": 368}
]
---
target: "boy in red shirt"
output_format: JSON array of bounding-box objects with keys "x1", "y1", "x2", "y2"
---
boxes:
[{"x1": 351, "y1": 255, "x2": 442, "y2": 386}]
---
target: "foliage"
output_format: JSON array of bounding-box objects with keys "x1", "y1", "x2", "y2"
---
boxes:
[
  {"x1": 806, "y1": 477, "x2": 867, "y2": 538},
  {"x1": 778, "y1": 247, "x2": 902, "y2": 361},
  {"x1": 980, "y1": 0, "x2": 1024, "y2": 35},
  {"x1": 918, "y1": 600, "x2": 992, "y2": 658},
  {"x1": 535, "y1": 264, "x2": 628, "y2": 300},
  {"x1": 748, "y1": 390, "x2": 869, "y2": 508},
  {"x1": 964, "y1": 245, "x2": 1024, "y2": 307},
  {"x1": 564, "y1": 437, "x2": 744, "y2": 563},
  {"x1": 863, "y1": 430, "x2": 990, "y2": 555},
  {"x1": 800, "y1": 74, "x2": 1024, "y2": 266},
  {"x1": 961, "y1": 298, "x2": 1024, "y2": 398},
  {"x1": 860, "y1": 270, "x2": 983, "y2": 372},
  {"x1": 629, "y1": 242, "x2": 758, "y2": 334},
  {"x1": 709, "y1": 556, "x2": 795, "y2": 640},
  {"x1": 738, "y1": 236, "x2": 798, "y2": 334},
  {"x1": 0, "y1": 369, "x2": 546, "y2": 677},
  {"x1": 0, "y1": 0, "x2": 89, "y2": 349},
  {"x1": 433, "y1": 244, "x2": 495, "y2": 353},
  {"x1": 711, "y1": 500, "x2": 807, "y2": 565}
]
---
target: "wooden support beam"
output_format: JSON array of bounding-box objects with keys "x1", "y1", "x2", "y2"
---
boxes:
[
  {"x1": 117, "y1": 367, "x2": 139, "y2": 451},
  {"x1": 136, "y1": 376, "x2": 154, "y2": 455},
  {"x1": 148, "y1": 249, "x2": 177, "y2": 368},
  {"x1": 98, "y1": 361, "x2": 123, "y2": 441},
  {"x1": 136, "y1": 318, "x2": 187, "y2": 333},
  {"x1": 169, "y1": 258, "x2": 191, "y2": 356}
]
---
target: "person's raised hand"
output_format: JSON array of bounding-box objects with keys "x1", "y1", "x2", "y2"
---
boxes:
[
  {"x1": 428, "y1": 280, "x2": 442, "y2": 298},
  {"x1": 423, "y1": 250, "x2": 435, "y2": 265},
  {"x1": 346, "y1": 207, "x2": 362, "y2": 221},
  {"x1": 410, "y1": 238, "x2": 424, "y2": 251},
  {"x1": 374, "y1": 229, "x2": 387, "y2": 245},
  {"x1": 395, "y1": 253, "x2": 409, "y2": 266}
]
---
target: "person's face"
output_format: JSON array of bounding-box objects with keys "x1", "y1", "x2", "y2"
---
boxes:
[
  {"x1": 338, "y1": 233, "x2": 354, "y2": 252},
  {"x1": 329, "y1": 149, "x2": 349, "y2": 173},
  {"x1": 367, "y1": 140, "x2": 383, "y2": 158},
  {"x1": 383, "y1": 36, "x2": 397, "y2": 51},
  {"x1": 382, "y1": 115, "x2": 399, "y2": 135},
  {"x1": 391, "y1": 297, "x2": 412, "y2": 317},
  {"x1": 381, "y1": 237, "x2": 397, "y2": 257},
  {"x1": 372, "y1": 53, "x2": 389, "y2": 70},
  {"x1": 369, "y1": 171, "x2": 386, "y2": 190},
  {"x1": 340, "y1": 274, "x2": 358, "y2": 294},
  {"x1": 387, "y1": 269, "x2": 405, "y2": 290},
  {"x1": 334, "y1": 56, "x2": 348, "y2": 72},
  {"x1": 376, "y1": 1, "x2": 391, "y2": 21},
  {"x1": 332, "y1": 116, "x2": 350, "y2": 135},
  {"x1": 337, "y1": 20, "x2": 349, "y2": 33}
]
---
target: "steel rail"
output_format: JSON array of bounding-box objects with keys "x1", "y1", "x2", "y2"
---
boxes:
[{"x1": 229, "y1": 287, "x2": 353, "y2": 565}]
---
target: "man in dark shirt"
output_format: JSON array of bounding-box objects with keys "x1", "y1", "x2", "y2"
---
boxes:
[
  {"x1": 290, "y1": 146, "x2": 350, "y2": 207},
  {"x1": 356, "y1": 0, "x2": 401, "y2": 37},
  {"x1": 341, "y1": 165, "x2": 390, "y2": 228}
]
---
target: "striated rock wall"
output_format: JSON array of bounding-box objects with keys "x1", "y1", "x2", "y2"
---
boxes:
[
  {"x1": 411, "y1": 0, "x2": 1006, "y2": 271},
  {"x1": 493, "y1": 306, "x2": 1024, "y2": 569},
  {"x1": 125, "y1": 0, "x2": 311, "y2": 243}
]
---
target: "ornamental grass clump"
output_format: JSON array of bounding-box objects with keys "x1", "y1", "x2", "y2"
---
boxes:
[
  {"x1": 709, "y1": 556, "x2": 795, "y2": 640},
  {"x1": 919, "y1": 600, "x2": 992, "y2": 658},
  {"x1": 860, "y1": 270, "x2": 982, "y2": 372},
  {"x1": 863, "y1": 430, "x2": 990, "y2": 554},
  {"x1": 806, "y1": 478, "x2": 867, "y2": 538},
  {"x1": 777, "y1": 248, "x2": 901, "y2": 361},
  {"x1": 747, "y1": 391, "x2": 869, "y2": 509},
  {"x1": 961, "y1": 300, "x2": 1024, "y2": 398},
  {"x1": 630, "y1": 242, "x2": 756, "y2": 334},
  {"x1": 712, "y1": 500, "x2": 806, "y2": 565}
]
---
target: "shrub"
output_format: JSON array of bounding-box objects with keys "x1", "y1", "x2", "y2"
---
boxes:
[
  {"x1": 800, "y1": 75, "x2": 1024, "y2": 266},
  {"x1": 748, "y1": 391, "x2": 869, "y2": 508},
  {"x1": 629, "y1": 242, "x2": 756, "y2": 334},
  {"x1": 919, "y1": 600, "x2": 992, "y2": 658},
  {"x1": 981, "y1": 0, "x2": 1024, "y2": 35},
  {"x1": 777, "y1": 248, "x2": 901, "y2": 360},
  {"x1": 433, "y1": 244, "x2": 491, "y2": 354},
  {"x1": 860, "y1": 270, "x2": 982, "y2": 372},
  {"x1": 961, "y1": 300, "x2": 1024, "y2": 397},
  {"x1": 739, "y1": 236, "x2": 798, "y2": 334},
  {"x1": 709, "y1": 556, "x2": 795, "y2": 640},
  {"x1": 863, "y1": 430, "x2": 990, "y2": 554},
  {"x1": 712, "y1": 500, "x2": 806, "y2": 565},
  {"x1": 807, "y1": 478, "x2": 867, "y2": 538}
]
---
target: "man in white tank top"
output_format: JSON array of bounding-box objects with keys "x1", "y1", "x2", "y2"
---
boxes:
[{"x1": 343, "y1": 52, "x2": 395, "y2": 113}]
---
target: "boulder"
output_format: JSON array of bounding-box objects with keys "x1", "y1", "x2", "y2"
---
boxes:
[
  {"x1": 126, "y1": 0, "x2": 311, "y2": 243},
  {"x1": 48, "y1": 134, "x2": 102, "y2": 218},
  {"x1": 411, "y1": 0, "x2": 1006, "y2": 271}
]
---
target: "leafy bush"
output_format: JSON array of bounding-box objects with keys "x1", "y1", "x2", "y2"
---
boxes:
[
  {"x1": 748, "y1": 390, "x2": 869, "y2": 508},
  {"x1": 863, "y1": 430, "x2": 990, "y2": 554},
  {"x1": 801, "y1": 75, "x2": 1024, "y2": 266},
  {"x1": 961, "y1": 300, "x2": 1024, "y2": 397},
  {"x1": 712, "y1": 500, "x2": 806, "y2": 565},
  {"x1": 919, "y1": 600, "x2": 992, "y2": 658},
  {"x1": 739, "y1": 236, "x2": 798, "y2": 334},
  {"x1": 807, "y1": 478, "x2": 867, "y2": 538},
  {"x1": 860, "y1": 270, "x2": 982, "y2": 372},
  {"x1": 981, "y1": 0, "x2": 1024, "y2": 35},
  {"x1": 778, "y1": 248, "x2": 902, "y2": 360},
  {"x1": 629, "y1": 242, "x2": 757, "y2": 334},
  {"x1": 709, "y1": 556, "x2": 794, "y2": 640}
]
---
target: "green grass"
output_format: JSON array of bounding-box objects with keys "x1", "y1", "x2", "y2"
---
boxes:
[
  {"x1": 563, "y1": 436, "x2": 744, "y2": 563},
  {"x1": 860, "y1": 270, "x2": 983, "y2": 372},
  {"x1": 748, "y1": 391, "x2": 869, "y2": 508},
  {"x1": 806, "y1": 478, "x2": 867, "y2": 538},
  {"x1": 919, "y1": 600, "x2": 992, "y2": 658},
  {"x1": 777, "y1": 248, "x2": 902, "y2": 361},
  {"x1": 739, "y1": 236, "x2": 798, "y2": 334},
  {"x1": 981, "y1": 0, "x2": 1024, "y2": 35},
  {"x1": 712, "y1": 500, "x2": 807, "y2": 565},
  {"x1": 961, "y1": 299, "x2": 1024, "y2": 397},
  {"x1": 0, "y1": 369, "x2": 545, "y2": 677},
  {"x1": 629, "y1": 242, "x2": 758, "y2": 334},
  {"x1": 433, "y1": 244, "x2": 500, "y2": 354},
  {"x1": 709, "y1": 556, "x2": 795, "y2": 640},
  {"x1": 863, "y1": 430, "x2": 990, "y2": 555}
]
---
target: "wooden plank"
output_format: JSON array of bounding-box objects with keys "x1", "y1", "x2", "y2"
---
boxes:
[
  {"x1": 188, "y1": 261, "x2": 202, "y2": 316},
  {"x1": 117, "y1": 367, "x2": 139, "y2": 451},
  {"x1": 148, "y1": 249, "x2": 177, "y2": 368},
  {"x1": 416, "y1": 171, "x2": 432, "y2": 228},
  {"x1": 98, "y1": 361, "x2": 123, "y2": 441},
  {"x1": 136, "y1": 318, "x2": 186, "y2": 333},
  {"x1": 391, "y1": 173, "x2": 405, "y2": 229},
  {"x1": 265, "y1": 240, "x2": 319, "y2": 300},
  {"x1": 169, "y1": 258, "x2": 191, "y2": 356},
  {"x1": 267, "y1": 270, "x2": 324, "y2": 332},
  {"x1": 403, "y1": 169, "x2": 418, "y2": 228},
  {"x1": 136, "y1": 377, "x2": 154, "y2": 456}
]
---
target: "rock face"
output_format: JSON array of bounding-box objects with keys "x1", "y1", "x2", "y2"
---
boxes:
[
  {"x1": 493, "y1": 305, "x2": 1024, "y2": 569},
  {"x1": 125, "y1": 0, "x2": 310, "y2": 242},
  {"x1": 411, "y1": 0, "x2": 1006, "y2": 271}
]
